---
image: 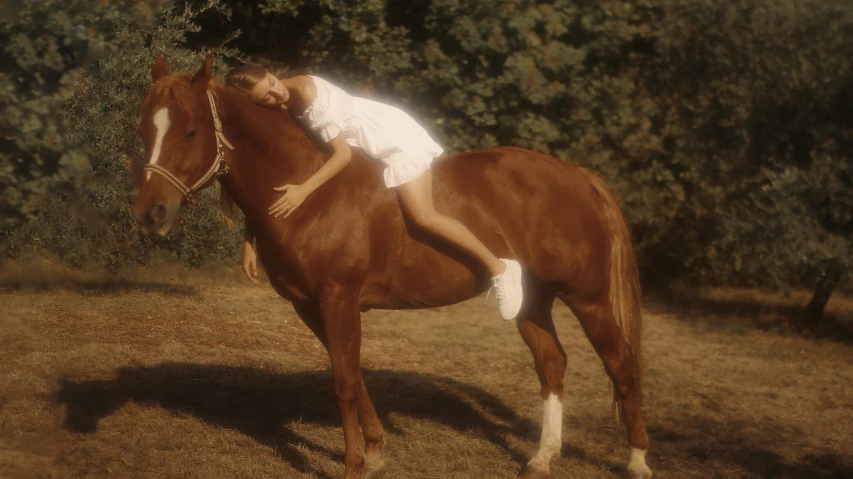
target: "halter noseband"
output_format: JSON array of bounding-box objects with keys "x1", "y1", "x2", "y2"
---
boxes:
[{"x1": 143, "y1": 90, "x2": 235, "y2": 204}]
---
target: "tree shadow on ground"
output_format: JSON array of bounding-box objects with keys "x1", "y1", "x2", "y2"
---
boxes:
[
  {"x1": 649, "y1": 412, "x2": 853, "y2": 479},
  {"x1": 646, "y1": 291, "x2": 853, "y2": 345},
  {"x1": 56, "y1": 365, "x2": 544, "y2": 478},
  {"x1": 0, "y1": 276, "x2": 198, "y2": 296},
  {"x1": 54, "y1": 364, "x2": 853, "y2": 478}
]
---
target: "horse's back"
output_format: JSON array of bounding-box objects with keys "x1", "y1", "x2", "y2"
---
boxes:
[
  {"x1": 360, "y1": 146, "x2": 612, "y2": 309},
  {"x1": 438, "y1": 146, "x2": 612, "y2": 276},
  {"x1": 435, "y1": 146, "x2": 601, "y2": 208}
]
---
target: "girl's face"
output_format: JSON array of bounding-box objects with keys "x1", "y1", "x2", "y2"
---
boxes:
[{"x1": 249, "y1": 72, "x2": 289, "y2": 109}]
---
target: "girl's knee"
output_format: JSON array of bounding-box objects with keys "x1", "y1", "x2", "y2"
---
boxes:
[{"x1": 410, "y1": 210, "x2": 442, "y2": 233}]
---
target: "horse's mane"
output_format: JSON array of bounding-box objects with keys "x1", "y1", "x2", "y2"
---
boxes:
[{"x1": 147, "y1": 74, "x2": 200, "y2": 116}]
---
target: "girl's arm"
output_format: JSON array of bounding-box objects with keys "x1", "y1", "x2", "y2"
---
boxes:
[
  {"x1": 268, "y1": 133, "x2": 352, "y2": 219},
  {"x1": 303, "y1": 133, "x2": 352, "y2": 192},
  {"x1": 242, "y1": 218, "x2": 260, "y2": 285},
  {"x1": 243, "y1": 217, "x2": 254, "y2": 245}
]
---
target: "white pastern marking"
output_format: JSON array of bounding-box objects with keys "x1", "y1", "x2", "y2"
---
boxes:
[
  {"x1": 146, "y1": 107, "x2": 170, "y2": 181},
  {"x1": 527, "y1": 393, "x2": 563, "y2": 471},
  {"x1": 627, "y1": 448, "x2": 650, "y2": 475}
]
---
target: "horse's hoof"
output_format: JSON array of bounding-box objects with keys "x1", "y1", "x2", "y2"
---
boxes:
[
  {"x1": 625, "y1": 468, "x2": 652, "y2": 479},
  {"x1": 364, "y1": 464, "x2": 383, "y2": 479},
  {"x1": 364, "y1": 451, "x2": 384, "y2": 479},
  {"x1": 626, "y1": 448, "x2": 652, "y2": 479},
  {"x1": 518, "y1": 463, "x2": 549, "y2": 479}
]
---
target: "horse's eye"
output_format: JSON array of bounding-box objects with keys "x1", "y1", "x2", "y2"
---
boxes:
[{"x1": 184, "y1": 130, "x2": 197, "y2": 140}]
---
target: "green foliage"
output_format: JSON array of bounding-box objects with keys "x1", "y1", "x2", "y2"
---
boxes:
[
  {"x1": 3, "y1": 0, "x2": 852, "y2": 293},
  {"x1": 252, "y1": 0, "x2": 853, "y2": 290},
  {"x1": 3, "y1": 0, "x2": 243, "y2": 269},
  {"x1": 636, "y1": 0, "x2": 853, "y2": 288},
  {"x1": 0, "y1": 0, "x2": 165, "y2": 230}
]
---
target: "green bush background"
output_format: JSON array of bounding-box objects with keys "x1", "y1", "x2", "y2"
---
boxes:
[{"x1": 2, "y1": 0, "x2": 851, "y2": 293}]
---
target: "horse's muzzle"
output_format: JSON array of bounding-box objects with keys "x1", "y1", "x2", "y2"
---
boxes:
[{"x1": 133, "y1": 197, "x2": 178, "y2": 238}]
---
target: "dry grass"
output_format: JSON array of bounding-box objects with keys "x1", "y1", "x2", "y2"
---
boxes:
[{"x1": 1, "y1": 262, "x2": 852, "y2": 478}]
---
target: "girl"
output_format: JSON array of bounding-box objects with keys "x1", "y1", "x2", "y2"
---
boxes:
[{"x1": 225, "y1": 65, "x2": 524, "y2": 320}]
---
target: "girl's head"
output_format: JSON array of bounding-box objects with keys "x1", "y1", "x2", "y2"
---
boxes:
[{"x1": 225, "y1": 64, "x2": 289, "y2": 109}]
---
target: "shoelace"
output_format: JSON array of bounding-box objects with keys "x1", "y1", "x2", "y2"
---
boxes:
[{"x1": 487, "y1": 276, "x2": 507, "y2": 300}]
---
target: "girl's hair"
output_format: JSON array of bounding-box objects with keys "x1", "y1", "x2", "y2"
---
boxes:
[{"x1": 224, "y1": 64, "x2": 268, "y2": 92}]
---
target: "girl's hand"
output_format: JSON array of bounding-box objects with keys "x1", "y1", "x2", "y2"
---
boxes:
[
  {"x1": 269, "y1": 183, "x2": 310, "y2": 219},
  {"x1": 242, "y1": 243, "x2": 261, "y2": 285}
]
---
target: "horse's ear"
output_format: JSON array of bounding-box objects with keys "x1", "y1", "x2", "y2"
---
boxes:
[
  {"x1": 152, "y1": 55, "x2": 170, "y2": 83},
  {"x1": 126, "y1": 154, "x2": 145, "y2": 189},
  {"x1": 191, "y1": 53, "x2": 214, "y2": 90}
]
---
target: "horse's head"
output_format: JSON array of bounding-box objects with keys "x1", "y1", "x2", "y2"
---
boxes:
[{"x1": 132, "y1": 54, "x2": 225, "y2": 237}]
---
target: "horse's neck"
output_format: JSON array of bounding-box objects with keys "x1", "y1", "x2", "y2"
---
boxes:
[
  {"x1": 218, "y1": 86, "x2": 324, "y2": 176},
  {"x1": 214, "y1": 86, "x2": 325, "y2": 220}
]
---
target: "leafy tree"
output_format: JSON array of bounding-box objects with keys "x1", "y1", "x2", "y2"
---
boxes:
[
  {"x1": 0, "y1": 0, "x2": 170, "y2": 230},
  {"x1": 2, "y1": 0, "x2": 243, "y2": 268},
  {"x1": 643, "y1": 0, "x2": 853, "y2": 317},
  {"x1": 4, "y1": 0, "x2": 852, "y2": 318}
]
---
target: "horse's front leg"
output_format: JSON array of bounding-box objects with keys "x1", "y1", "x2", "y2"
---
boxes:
[
  {"x1": 319, "y1": 283, "x2": 367, "y2": 479},
  {"x1": 293, "y1": 300, "x2": 385, "y2": 477}
]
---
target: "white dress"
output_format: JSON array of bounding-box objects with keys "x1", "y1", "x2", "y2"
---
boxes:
[{"x1": 295, "y1": 75, "x2": 444, "y2": 188}]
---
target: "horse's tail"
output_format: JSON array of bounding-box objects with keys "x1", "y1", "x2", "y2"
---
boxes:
[{"x1": 579, "y1": 167, "x2": 643, "y2": 422}]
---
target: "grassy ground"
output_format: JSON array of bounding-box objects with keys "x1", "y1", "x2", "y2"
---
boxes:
[{"x1": 1, "y1": 262, "x2": 852, "y2": 478}]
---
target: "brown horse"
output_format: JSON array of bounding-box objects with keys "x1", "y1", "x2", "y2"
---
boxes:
[{"x1": 132, "y1": 55, "x2": 653, "y2": 479}]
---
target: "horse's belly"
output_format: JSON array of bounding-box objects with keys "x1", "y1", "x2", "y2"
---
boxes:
[{"x1": 360, "y1": 246, "x2": 485, "y2": 310}]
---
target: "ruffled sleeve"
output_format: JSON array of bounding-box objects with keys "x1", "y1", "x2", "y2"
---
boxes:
[
  {"x1": 296, "y1": 76, "x2": 349, "y2": 142},
  {"x1": 315, "y1": 119, "x2": 342, "y2": 142}
]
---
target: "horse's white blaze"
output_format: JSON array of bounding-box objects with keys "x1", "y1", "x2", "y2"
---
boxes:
[
  {"x1": 627, "y1": 448, "x2": 651, "y2": 476},
  {"x1": 527, "y1": 393, "x2": 563, "y2": 472},
  {"x1": 146, "y1": 107, "x2": 170, "y2": 180}
]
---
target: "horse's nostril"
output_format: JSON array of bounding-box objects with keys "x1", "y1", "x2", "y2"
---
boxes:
[{"x1": 147, "y1": 203, "x2": 167, "y2": 228}]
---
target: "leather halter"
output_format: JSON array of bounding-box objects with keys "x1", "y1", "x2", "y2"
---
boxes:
[{"x1": 143, "y1": 90, "x2": 235, "y2": 204}]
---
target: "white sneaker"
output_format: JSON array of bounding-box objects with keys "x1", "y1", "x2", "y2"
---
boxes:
[{"x1": 490, "y1": 259, "x2": 523, "y2": 320}]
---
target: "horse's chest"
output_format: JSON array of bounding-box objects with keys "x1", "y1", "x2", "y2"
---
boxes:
[
  {"x1": 257, "y1": 243, "x2": 313, "y2": 301},
  {"x1": 268, "y1": 275, "x2": 309, "y2": 302}
]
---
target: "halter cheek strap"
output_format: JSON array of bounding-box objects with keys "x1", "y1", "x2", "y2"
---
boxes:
[{"x1": 143, "y1": 90, "x2": 235, "y2": 204}]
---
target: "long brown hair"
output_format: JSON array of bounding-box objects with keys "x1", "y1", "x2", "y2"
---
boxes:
[
  {"x1": 225, "y1": 64, "x2": 288, "y2": 107},
  {"x1": 224, "y1": 64, "x2": 267, "y2": 92}
]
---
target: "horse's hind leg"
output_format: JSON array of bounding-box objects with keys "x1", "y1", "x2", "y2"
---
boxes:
[
  {"x1": 559, "y1": 292, "x2": 652, "y2": 479},
  {"x1": 515, "y1": 286, "x2": 565, "y2": 479},
  {"x1": 293, "y1": 300, "x2": 385, "y2": 478}
]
